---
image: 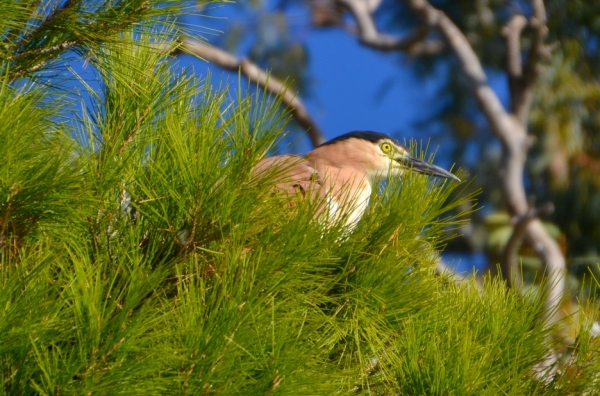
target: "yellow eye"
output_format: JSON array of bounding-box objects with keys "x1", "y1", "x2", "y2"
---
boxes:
[{"x1": 380, "y1": 142, "x2": 393, "y2": 153}]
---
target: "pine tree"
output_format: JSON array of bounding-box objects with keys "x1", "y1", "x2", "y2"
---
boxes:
[{"x1": 1, "y1": 1, "x2": 600, "y2": 394}]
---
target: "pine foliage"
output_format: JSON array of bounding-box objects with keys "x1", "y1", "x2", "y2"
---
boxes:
[{"x1": 2, "y1": 2, "x2": 600, "y2": 395}]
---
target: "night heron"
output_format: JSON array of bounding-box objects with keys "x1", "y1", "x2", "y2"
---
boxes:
[{"x1": 253, "y1": 131, "x2": 460, "y2": 229}]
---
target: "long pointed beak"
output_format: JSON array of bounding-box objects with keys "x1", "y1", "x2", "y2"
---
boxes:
[{"x1": 396, "y1": 156, "x2": 461, "y2": 182}]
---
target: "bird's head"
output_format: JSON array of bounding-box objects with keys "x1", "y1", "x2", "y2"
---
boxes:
[{"x1": 315, "y1": 131, "x2": 460, "y2": 182}]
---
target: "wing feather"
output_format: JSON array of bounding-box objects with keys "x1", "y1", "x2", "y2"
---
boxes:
[{"x1": 253, "y1": 155, "x2": 322, "y2": 196}]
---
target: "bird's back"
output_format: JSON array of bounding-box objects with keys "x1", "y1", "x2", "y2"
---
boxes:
[
  {"x1": 252, "y1": 154, "x2": 321, "y2": 200},
  {"x1": 252, "y1": 154, "x2": 372, "y2": 229}
]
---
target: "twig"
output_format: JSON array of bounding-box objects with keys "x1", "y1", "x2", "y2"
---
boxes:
[
  {"x1": 7, "y1": 0, "x2": 80, "y2": 80},
  {"x1": 8, "y1": 41, "x2": 80, "y2": 81},
  {"x1": 8, "y1": 1, "x2": 150, "y2": 82},
  {"x1": 182, "y1": 39, "x2": 326, "y2": 147},
  {"x1": 524, "y1": 0, "x2": 549, "y2": 86},
  {"x1": 9, "y1": 40, "x2": 78, "y2": 60}
]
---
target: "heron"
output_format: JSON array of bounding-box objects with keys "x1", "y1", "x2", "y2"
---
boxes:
[{"x1": 253, "y1": 131, "x2": 460, "y2": 229}]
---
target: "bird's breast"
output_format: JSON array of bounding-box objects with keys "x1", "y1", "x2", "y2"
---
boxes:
[{"x1": 328, "y1": 182, "x2": 372, "y2": 229}]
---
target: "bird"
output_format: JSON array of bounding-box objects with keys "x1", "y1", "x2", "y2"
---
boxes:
[{"x1": 253, "y1": 131, "x2": 460, "y2": 229}]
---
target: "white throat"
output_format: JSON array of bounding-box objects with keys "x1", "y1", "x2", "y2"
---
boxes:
[{"x1": 328, "y1": 181, "x2": 372, "y2": 230}]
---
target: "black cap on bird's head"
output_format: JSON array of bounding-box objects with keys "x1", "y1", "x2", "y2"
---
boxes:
[{"x1": 318, "y1": 131, "x2": 403, "y2": 148}]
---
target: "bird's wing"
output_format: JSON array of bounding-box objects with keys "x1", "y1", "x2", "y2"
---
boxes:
[
  {"x1": 253, "y1": 155, "x2": 364, "y2": 227},
  {"x1": 253, "y1": 155, "x2": 322, "y2": 199}
]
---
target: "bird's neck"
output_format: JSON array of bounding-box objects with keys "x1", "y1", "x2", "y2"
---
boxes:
[{"x1": 306, "y1": 146, "x2": 375, "y2": 185}]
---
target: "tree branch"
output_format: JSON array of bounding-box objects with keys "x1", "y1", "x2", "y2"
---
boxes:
[
  {"x1": 501, "y1": 202, "x2": 554, "y2": 290},
  {"x1": 503, "y1": 3, "x2": 549, "y2": 125},
  {"x1": 9, "y1": 40, "x2": 79, "y2": 61},
  {"x1": 8, "y1": 41, "x2": 80, "y2": 81},
  {"x1": 404, "y1": 0, "x2": 564, "y2": 326},
  {"x1": 181, "y1": 39, "x2": 326, "y2": 147},
  {"x1": 405, "y1": 0, "x2": 518, "y2": 146},
  {"x1": 336, "y1": 0, "x2": 445, "y2": 55},
  {"x1": 524, "y1": 0, "x2": 549, "y2": 85},
  {"x1": 503, "y1": 14, "x2": 528, "y2": 120},
  {"x1": 7, "y1": 0, "x2": 151, "y2": 82}
]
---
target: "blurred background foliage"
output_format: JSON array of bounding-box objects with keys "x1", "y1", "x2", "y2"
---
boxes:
[{"x1": 196, "y1": 0, "x2": 600, "y2": 299}]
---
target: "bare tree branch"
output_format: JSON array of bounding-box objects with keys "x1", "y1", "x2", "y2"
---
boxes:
[
  {"x1": 501, "y1": 202, "x2": 554, "y2": 290},
  {"x1": 525, "y1": 0, "x2": 549, "y2": 84},
  {"x1": 516, "y1": 0, "x2": 550, "y2": 124},
  {"x1": 364, "y1": 0, "x2": 384, "y2": 13},
  {"x1": 503, "y1": 15, "x2": 527, "y2": 82},
  {"x1": 406, "y1": 0, "x2": 518, "y2": 145},
  {"x1": 181, "y1": 39, "x2": 326, "y2": 147},
  {"x1": 403, "y1": 0, "x2": 564, "y2": 326},
  {"x1": 503, "y1": 3, "x2": 549, "y2": 125},
  {"x1": 337, "y1": 0, "x2": 445, "y2": 55},
  {"x1": 503, "y1": 14, "x2": 528, "y2": 119},
  {"x1": 410, "y1": 39, "x2": 446, "y2": 57}
]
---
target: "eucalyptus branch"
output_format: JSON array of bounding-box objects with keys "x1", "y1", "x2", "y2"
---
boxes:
[
  {"x1": 403, "y1": 0, "x2": 564, "y2": 327},
  {"x1": 182, "y1": 39, "x2": 326, "y2": 147},
  {"x1": 503, "y1": 4, "x2": 549, "y2": 125},
  {"x1": 518, "y1": 0, "x2": 550, "y2": 124},
  {"x1": 503, "y1": 14, "x2": 528, "y2": 120},
  {"x1": 501, "y1": 203, "x2": 554, "y2": 290},
  {"x1": 525, "y1": 0, "x2": 549, "y2": 84},
  {"x1": 336, "y1": 0, "x2": 445, "y2": 55},
  {"x1": 405, "y1": 0, "x2": 517, "y2": 145}
]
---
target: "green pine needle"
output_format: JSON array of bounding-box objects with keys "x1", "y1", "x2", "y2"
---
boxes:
[{"x1": 1, "y1": 3, "x2": 600, "y2": 395}]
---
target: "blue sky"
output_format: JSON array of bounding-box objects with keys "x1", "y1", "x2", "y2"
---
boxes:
[{"x1": 180, "y1": 3, "x2": 448, "y2": 154}]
